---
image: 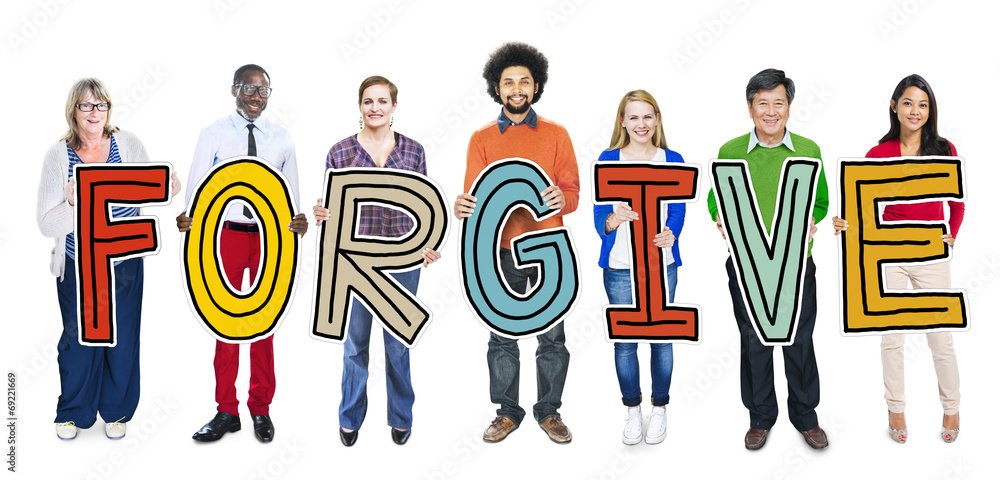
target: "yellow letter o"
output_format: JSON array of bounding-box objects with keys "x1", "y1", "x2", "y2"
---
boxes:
[{"x1": 184, "y1": 158, "x2": 298, "y2": 341}]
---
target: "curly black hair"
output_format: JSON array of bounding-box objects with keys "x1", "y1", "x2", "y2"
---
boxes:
[{"x1": 482, "y1": 42, "x2": 549, "y2": 105}]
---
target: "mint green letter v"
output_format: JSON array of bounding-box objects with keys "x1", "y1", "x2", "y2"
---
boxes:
[{"x1": 711, "y1": 158, "x2": 819, "y2": 345}]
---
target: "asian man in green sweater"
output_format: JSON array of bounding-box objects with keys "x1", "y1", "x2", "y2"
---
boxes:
[{"x1": 707, "y1": 68, "x2": 829, "y2": 451}]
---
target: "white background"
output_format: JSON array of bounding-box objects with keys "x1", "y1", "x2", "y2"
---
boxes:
[{"x1": 2, "y1": 0, "x2": 998, "y2": 478}]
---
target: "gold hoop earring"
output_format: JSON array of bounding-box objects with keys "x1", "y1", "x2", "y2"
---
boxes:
[
  {"x1": 390, "y1": 116, "x2": 394, "y2": 128},
  {"x1": 359, "y1": 116, "x2": 364, "y2": 130}
]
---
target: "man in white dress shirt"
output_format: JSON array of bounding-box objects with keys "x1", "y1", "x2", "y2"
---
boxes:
[{"x1": 176, "y1": 64, "x2": 307, "y2": 444}]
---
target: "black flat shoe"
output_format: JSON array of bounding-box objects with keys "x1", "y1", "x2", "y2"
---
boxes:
[
  {"x1": 252, "y1": 414, "x2": 274, "y2": 443},
  {"x1": 340, "y1": 428, "x2": 358, "y2": 447},
  {"x1": 391, "y1": 428, "x2": 411, "y2": 445},
  {"x1": 192, "y1": 412, "x2": 240, "y2": 442}
]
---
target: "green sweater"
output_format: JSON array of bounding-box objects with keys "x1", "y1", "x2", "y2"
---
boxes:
[{"x1": 706, "y1": 132, "x2": 829, "y2": 257}]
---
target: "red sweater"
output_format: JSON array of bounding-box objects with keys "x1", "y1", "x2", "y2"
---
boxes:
[
  {"x1": 866, "y1": 139, "x2": 965, "y2": 237},
  {"x1": 464, "y1": 115, "x2": 580, "y2": 249}
]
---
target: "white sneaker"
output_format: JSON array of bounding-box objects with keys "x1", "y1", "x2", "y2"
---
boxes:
[
  {"x1": 645, "y1": 407, "x2": 667, "y2": 444},
  {"x1": 622, "y1": 408, "x2": 642, "y2": 445},
  {"x1": 105, "y1": 420, "x2": 126, "y2": 440},
  {"x1": 56, "y1": 421, "x2": 77, "y2": 440}
]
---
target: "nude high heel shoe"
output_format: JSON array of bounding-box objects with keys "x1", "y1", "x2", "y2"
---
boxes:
[
  {"x1": 888, "y1": 411, "x2": 906, "y2": 444},
  {"x1": 941, "y1": 413, "x2": 959, "y2": 443}
]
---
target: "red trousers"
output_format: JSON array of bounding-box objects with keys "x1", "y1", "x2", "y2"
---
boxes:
[{"x1": 215, "y1": 225, "x2": 275, "y2": 416}]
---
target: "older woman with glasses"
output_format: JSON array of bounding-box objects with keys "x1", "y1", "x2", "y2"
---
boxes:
[
  {"x1": 313, "y1": 75, "x2": 440, "y2": 447},
  {"x1": 37, "y1": 78, "x2": 177, "y2": 441}
]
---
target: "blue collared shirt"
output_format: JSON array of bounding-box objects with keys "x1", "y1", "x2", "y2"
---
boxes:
[
  {"x1": 497, "y1": 107, "x2": 538, "y2": 134},
  {"x1": 748, "y1": 128, "x2": 794, "y2": 153}
]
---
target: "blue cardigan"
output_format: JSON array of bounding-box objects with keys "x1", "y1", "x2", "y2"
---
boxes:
[{"x1": 593, "y1": 148, "x2": 686, "y2": 268}]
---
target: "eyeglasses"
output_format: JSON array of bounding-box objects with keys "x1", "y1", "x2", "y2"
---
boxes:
[
  {"x1": 76, "y1": 102, "x2": 111, "y2": 112},
  {"x1": 234, "y1": 84, "x2": 272, "y2": 98}
]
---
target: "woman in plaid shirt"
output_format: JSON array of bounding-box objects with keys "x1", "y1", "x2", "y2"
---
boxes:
[{"x1": 313, "y1": 76, "x2": 440, "y2": 447}]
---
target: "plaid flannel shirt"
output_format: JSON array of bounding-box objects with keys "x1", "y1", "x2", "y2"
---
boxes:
[{"x1": 325, "y1": 132, "x2": 427, "y2": 238}]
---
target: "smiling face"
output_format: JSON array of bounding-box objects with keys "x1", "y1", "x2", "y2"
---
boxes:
[
  {"x1": 892, "y1": 85, "x2": 930, "y2": 135},
  {"x1": 74, "y1": 90, "x2": 109, "y2": 138},
  {"x1": 748, "y1": 85, "x2": 789, "y2": 145},
  {"x1": 621, "y1": 100, "x2": 658, "y2": 146},
  {"x1": 359, "y1": 83, "x2": 396, "y2": 129},
  {"x1": 233, "y1": 69, "x2": 269, "y2": 121},
  {"x1": 495, "y1": 66, "x2": 537, "y2": 116}
]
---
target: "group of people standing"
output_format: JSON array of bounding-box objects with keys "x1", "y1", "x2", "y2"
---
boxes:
[{"x1": 36, "y1": 41, "x2": 964, "y2": 450}]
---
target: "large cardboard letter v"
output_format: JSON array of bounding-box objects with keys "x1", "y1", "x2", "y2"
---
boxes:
[{"x1": 711, "y1": 158, "x2": 819, "y2": 345}]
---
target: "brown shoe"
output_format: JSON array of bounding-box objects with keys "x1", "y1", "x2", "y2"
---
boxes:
[
  {"x1": 539, "y1": 415, "x2": 572, "y2": 444},
  {"x1": 483, "y1": 416, "x2": 518, "y2": 443},
  {"x1": 744, "y1": 427, "x2": 769, "y2": 450},
  {"x1": 800, "y1": 426, "x2": 829, "y2": 449}
]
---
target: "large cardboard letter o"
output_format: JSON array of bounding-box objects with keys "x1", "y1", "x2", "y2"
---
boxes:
[{"x1": 183, "y1": 157, "x2": 299, "y2": 342}]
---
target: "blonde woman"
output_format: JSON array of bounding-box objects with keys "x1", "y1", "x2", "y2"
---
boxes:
[
  {"x1": 593, "y1": 90, "x2": 686, "y2": 445},
  {"x1": 37, "y1": 78, "x2": 176, "y2": 441}
]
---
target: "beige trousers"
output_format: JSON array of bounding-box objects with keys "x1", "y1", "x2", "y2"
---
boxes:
[{"x1": 881, "y1": 262, "x2": 960, "y2": 415}]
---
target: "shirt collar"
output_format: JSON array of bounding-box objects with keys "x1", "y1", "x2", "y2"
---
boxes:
[
  {"x1": 229, "y1": 111, "x2": 267, "y2": 134},
  {"x1": 497, "y1": 107, "x2": 538, "y2": 134},
  {"x1": 748, "y1": 128, "x2": 794, "y2": 153}
]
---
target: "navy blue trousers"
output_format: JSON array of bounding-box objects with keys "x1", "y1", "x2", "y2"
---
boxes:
[
  {"x1": 726, "y1": 257, "x2": 820, "y2": 431},
  {"x1": 54, "y1": 258, "x2": 143, "y2": 427}
]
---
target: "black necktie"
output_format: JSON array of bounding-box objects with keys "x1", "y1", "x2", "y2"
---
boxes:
[
  {"x1": 244, "y1": 124, "x2": 257, "y2": 219},
  {"x1": 247, "y1": 123, "x2": 257, "y2": 156}
]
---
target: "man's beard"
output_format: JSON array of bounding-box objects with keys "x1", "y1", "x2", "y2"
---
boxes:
[
  {"x1": 237, "y1": 101, "x2": 266, "y2": 121},
  {"x1": 504, "y1": 97, "x2": 531, "y2": 115}
]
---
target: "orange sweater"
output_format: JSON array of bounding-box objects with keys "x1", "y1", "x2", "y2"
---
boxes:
[{"x1": 464, "y1": 114, "x2": 580, "y2": 250}]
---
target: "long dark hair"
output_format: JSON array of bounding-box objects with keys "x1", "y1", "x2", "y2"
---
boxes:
[{"x1": 879, "y1": 74, "x2": 952, "y2": 156}]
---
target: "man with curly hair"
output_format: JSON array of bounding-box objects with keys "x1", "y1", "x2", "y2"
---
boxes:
[{"x1": 454, "y1": 42, "x2": 580, "y2": 444}]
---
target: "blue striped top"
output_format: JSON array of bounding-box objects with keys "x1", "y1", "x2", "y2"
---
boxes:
[{"x1": 65, "y1": 134, "x2": 138, "y2": 262}]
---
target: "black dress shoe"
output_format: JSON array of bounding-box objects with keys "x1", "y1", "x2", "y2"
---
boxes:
[
  {"x1": 192, "y1": 412, "x2": 240, "y2": 442},
  {"x1": 391, "y1": 428, "x2": 411, "y2": 445},
  {"x1": 252, "y1": 414, "x2": 274, "y2": 443},
  {"x1": 340, "y1": 428, "x2": 358, "y2": 447}
]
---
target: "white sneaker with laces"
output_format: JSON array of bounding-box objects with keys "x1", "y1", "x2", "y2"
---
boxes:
[
  {"x1": 622, "y1": 408, "x2": 642, "y2": 445},
  {"x1": 105, "y1": 420, "x2": 126, "y2": 440},
  {"x1": 56, "y1": 421, "x2": 78, "y2": 440},
  {"x1": 645, "y1": 407, "x2": 667, "y2": 444}
]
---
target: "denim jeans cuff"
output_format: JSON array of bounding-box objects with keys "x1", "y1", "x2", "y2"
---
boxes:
[
  {"x1": 536, "y1": 412, "x2": 561, "y2": 424},
  {"x1": 622, "y1": 395, "x2": 642, "y2": 407},
  {"x1": 651, "y1": 394, "x2": 669, "y2": 407}
]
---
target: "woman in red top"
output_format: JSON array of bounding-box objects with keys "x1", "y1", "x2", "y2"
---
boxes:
[{"x1": 833, "y1": 74, "x2": 964, "y2": 444}]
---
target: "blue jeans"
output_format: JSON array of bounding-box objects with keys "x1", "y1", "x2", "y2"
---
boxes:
[
  {"x1": 604, "y1": 264, "x2": 677, "y2": 407},
  {"x1": 55, "y1": 258, "x2": 143, "y2": 427},
  {"x1": 487, "y1": 248, "x2": 570, "y2": 425},
  {"x1": 339, "y1": 269, "x2": 420, "y2": 430}
]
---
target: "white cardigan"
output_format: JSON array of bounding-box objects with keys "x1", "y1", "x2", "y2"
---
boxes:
[{"x1": 36, "y1": 130, "x2": 150, "y2": 279}]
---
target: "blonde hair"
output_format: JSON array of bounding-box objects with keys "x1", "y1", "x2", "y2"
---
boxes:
[
  {"x1": 607, "y1": 89, "x2": 667, "y2": 151},
  {"x1": 62, "y1": 78, "x2": 119, "y2": 149}
]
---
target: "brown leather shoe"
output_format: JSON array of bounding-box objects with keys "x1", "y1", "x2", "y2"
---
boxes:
[
  {"x1": 800, "y1": 426, "x2": 829, "y2": 449},
  {"x1": 744, "y1": 427, "x2": 769, "y2": 450},
  {"x1": 483, "y1": 416, "x2": 518, "y2": 443},
  {"x1": 539, "y1": 415, "x2": 572, "y2": 444}
]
